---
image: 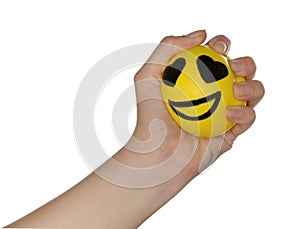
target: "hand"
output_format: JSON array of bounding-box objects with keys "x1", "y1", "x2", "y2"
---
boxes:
[{"x1": 122, "y1": 30, "x2": 265, "y2": 183}]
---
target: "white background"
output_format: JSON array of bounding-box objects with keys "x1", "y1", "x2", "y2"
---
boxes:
[{"x1": 1, "y1": 0, "x2": 300, "y2": 228}]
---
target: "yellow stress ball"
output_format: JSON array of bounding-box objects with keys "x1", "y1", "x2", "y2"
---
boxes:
[{"x1": 161, "y1": 45, "x2": 246, "y2": 138}]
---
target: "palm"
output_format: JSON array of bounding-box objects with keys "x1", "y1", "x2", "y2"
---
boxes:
[{"x1": 135, "y1": 79, "x2": 233, "y2": 174}]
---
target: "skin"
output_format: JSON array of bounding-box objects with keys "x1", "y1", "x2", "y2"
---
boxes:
[{"x1": 6, "y1": 30, "x2": 264, "y2": 228}]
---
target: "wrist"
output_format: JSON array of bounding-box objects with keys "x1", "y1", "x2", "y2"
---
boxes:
[
  {"x1": 109, "y1": 140, "x2": 200, "y2": 192},
  {"x1": 93, "y1": 146, "x2": 198, "y2": 227}
]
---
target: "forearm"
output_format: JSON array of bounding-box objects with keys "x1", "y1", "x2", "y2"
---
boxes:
[{"x1": 7, "y1": 146, "x2": 195, "y2": 228}]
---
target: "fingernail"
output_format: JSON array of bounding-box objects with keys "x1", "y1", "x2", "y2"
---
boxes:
[
  {"x1": 230, "y1": 59, "x2": 245, "y2": 75},
  {"x1": 226, "y1": 107, "x2": 245, "y2": 120},
  {"x1": 234, "y1": 82, "x2": 251, "y2": 99},
  {"x1": 186, "y1": 30, "x2": 205, "y2": 38},
  {"x1": 215, "y1": 40, "x2": 228, "y2": 54}
]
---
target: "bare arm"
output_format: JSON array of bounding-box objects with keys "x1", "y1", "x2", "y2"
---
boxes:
[
  {"x1": 7, "y1": 30, "x2": 264, "y2": 228},
  {"x1": 7, "y1": 145, "x2": 195, "y2": 228}
]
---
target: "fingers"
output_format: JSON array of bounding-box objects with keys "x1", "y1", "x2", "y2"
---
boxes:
[
  {"x1": 225, "y1": 106, "x2": 256, "y2": 141},
  {"x1": 135, "y1": 30, "x2": 207, "y2": 80},
  {"x1": 226, "y1": 106, "x2": 256, "y2": 124},
  {"x1": 224, "y1": 53, "x2": 264, "y2": 141},
  {"x1": 229, "y1": 57, "x2": 256, "y2": 80},
  {"x1": 234, "y1": 80, "x2": 265, "y2": 107},
  {"x1": 226, "y1": 77, "x2": 264, "y2": 140},
  {"x1": 206, "y1": 35, "x2": 231, "y2": 55}
]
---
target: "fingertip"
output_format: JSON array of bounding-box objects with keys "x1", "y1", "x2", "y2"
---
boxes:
[
  {"x1": 226, "y1": 106, "x2": 256, "y2": 124},
  {"x1": 229, "y1": 56, "x2": 256, "y2": 80},
  {"x1": 226, "y1": 106, "x2": 245, "y2": 122},
  {"x1": 233, "y1": 80, "x2": 265, "y2": 107},
  {"x1": 207, "y1": 35, "x2": 231, "y2": 55},
  {"x1": 186, "y1": 30, "x2": 207, "y2": 38},
  {"x1": 234, "y1": 82, "x2": 252, "y2": 100}
]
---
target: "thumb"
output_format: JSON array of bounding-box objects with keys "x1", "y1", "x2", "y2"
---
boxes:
[{"x1": 135, "y1": 30, "x2": 207, "y2": 81}]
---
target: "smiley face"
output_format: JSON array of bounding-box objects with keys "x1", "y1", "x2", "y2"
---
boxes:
[{"x1": 161, "y1": 45, "x2": 246, "y2": 138}]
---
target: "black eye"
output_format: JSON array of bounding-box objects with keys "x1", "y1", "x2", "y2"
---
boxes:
[
  {"x1": 196, "y1": 55, "x2": 228, "y2": 83},
  {"x1": 162, "y1": 58, "x2": 186, "y2": 87}
]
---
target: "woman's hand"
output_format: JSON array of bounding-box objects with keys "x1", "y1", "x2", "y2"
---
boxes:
[{"x1": 123, "y1": 30, "x2": 265, "y2": 183}]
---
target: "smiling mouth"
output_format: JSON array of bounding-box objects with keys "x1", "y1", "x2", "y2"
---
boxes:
[{"x1": 168, "y1": 91, "x2": 221, "y2": 121}]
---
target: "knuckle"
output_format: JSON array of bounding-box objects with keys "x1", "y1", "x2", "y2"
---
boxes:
[
  {"x1": 133, "y1": 73, "x2": 140, "y2": 82},
  {"x1": 208, "y1": 35, "x2": 231, "y2": 54},
  {"x1": 252, "y1": 80, "x2": 265, "y2": 99},
  {"x1": 258, "y1": 81, "x2": 265, "y2": 98},
  {"x1": 134, "y1": 69, "x2": 144, "y2": 82},
  {"x1": 245, "y1": 56, "x2": 257, "y2": 74},
  {"x1": 249, "y1": 108, "x2": 256, "y2": 123},
  {"x1": 160, "y1": 35, "x2": 176, "y2": 45},
  {"x1": 216, "y1": 35, "x2": 231, "y2": 43}
]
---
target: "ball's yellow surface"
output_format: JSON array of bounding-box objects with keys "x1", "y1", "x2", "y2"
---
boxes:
[{"x1": 161, "y1": 45, "x2": 246, "y2": 138}]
